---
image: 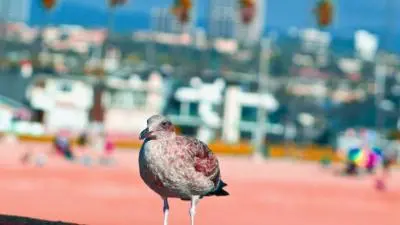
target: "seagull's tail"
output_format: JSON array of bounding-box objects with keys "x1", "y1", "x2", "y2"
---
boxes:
[{"x1": 206, "y1": 180, "x2": 229, "y2": 197}]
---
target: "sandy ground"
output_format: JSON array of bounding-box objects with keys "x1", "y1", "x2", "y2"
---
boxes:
[{"x1": 0, "y1": 140, "x2": 399, "y2": 225}]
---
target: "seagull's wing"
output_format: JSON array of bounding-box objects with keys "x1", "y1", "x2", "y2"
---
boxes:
[{"x1": 175, "y1": 136, "x2": 220, "y2": 186}]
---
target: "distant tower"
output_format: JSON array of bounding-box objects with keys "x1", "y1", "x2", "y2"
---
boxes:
[
  {"x1": 151, "y1": 7, "x2": 181, "y2": 34},
  {"x1": 208, "y1": 0, "x2": 237, "y2": 39},
  {"x1": 0, "y1": 0, "x2": 31, "y2": 57},
  {"x1": 0, "y1": 0, "x2": 31, "y2": 23},
  {"x1": 151, "y1": 5, "x2": 196, "y2": 34}
]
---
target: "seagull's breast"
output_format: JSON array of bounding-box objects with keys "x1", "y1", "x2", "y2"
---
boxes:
[
  {"x1": 139, "y1": 139, "x2": 214, "y2": 198},
  {"x1": 139, "y1": 140, "x2": 186, "y2": 197},
  {"x1": 139, "y1": 140, "x2": 165, "y2": 182},
  {"x1": 139, "y1": 140, "x2": 168, "y2": 196}
]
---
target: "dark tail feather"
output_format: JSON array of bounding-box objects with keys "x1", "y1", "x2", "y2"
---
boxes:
[
  {"x1": 214, "y1": 188, "x2": 229, "y2": 196},
  {"x1": 206, "y1": 180, "x2": 229, "y2": 197},
  {"x1": 220, "y1": 180, "x2": 228, "y2": 187}
]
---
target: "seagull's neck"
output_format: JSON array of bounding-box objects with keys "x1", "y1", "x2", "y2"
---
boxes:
[
  {"x1": 157, "y1": 135, "x2": 176, "y2": 141},
  {"x1": 146, "y1": 133, "x2": 176, "y2": 142}
]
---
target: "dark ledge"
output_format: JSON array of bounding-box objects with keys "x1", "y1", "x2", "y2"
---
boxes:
[{"x1": 0, "y1": 214, "x2": 81, "y2": 225}]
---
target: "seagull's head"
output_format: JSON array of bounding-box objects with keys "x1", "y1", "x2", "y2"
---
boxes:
[{"x1": 139, "y1": 115, "x2": 176, "y2": 140}]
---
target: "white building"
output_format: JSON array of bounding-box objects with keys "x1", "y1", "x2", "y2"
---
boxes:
[{"x1": 26, "y1": 76, "x2": 94, "y2": 135}]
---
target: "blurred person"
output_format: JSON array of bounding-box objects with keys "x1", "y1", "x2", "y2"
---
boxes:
[
  {"x1": 360, "y1": 130, "x2": 379, "y2": 174},
  {"x1": 84, "y1": 129, "x2": 113, "y2": 166},
  {"x1": 50, "y1": 132, "x2": 75, "y2": 161},
  {"x1": 99, "y1": 133, "x2": 116, "y2": 166},
  {"x1": 76, "y1": 130, "x2": 93, "y2": 166},
  {"x1": 77, "y1": 130, "x2": 89, "y2": 148},
  {"x1": 343, "y1": 147, "x2": 361, "y2": 176},
  {"x1": 364, "y1": 147, "x2": 382, "y2": 174},
  {"x1": 20, "y1": 150, "x2": 32, "y2": 165},
  {"x1": 76, "y1": 130, "x2": 89, "y2": 155},
  {"x1": 374, "y1": 151, "x2": 397, "y2": 191},
  {"x1": 20, "y1": 151, "x2": 47, "y2": 167},
  {"x1": 359, "y1": 129, "x2": 386, "y2": 175},
  {"x1": 20, "y1": 132, "x2": 75, "y2": 166},
  {"x1": 90, "y1": 129, "x2": 106, "y2": 160}
]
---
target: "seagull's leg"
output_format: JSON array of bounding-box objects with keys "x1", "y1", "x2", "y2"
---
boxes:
[
  {"x1": 163, "y1": 198, "x2": 169, "y2": 225},
  {"x1": 189, "y1": 195, "x2": 200, "y2": 225}
]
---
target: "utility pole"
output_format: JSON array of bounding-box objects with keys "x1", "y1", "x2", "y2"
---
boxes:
[
  {"x1": 104, "y1": 6, "x2": 115, "y2": 61},
  {"x1": 104, "y1": 0, "x2": 127, "y2": 61},
  {"x1": 202, "y1": 0, "x2": 213, "y2": 78},
  {"x1": 147, "y1": 7, "x2": 158, "y2": 67},
  {"x1": 253, "y1": 38, "x2": 271, "y2": 160}
]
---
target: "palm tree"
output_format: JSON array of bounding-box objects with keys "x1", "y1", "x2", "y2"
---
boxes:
[{"x1": 104, "y1": 0, "x2": 128, "y2": 60}]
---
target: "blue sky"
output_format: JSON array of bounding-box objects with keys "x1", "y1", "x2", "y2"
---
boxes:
[{"x1": 29, "y1": 0, "x2": 400, "y2": 39}]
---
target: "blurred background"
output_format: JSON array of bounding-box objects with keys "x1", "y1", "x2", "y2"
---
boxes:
[
  {"x1": 1, "y1": 1, "x2": 400, "y2": 224},
  {"x1": 1, "y1": 0, "x2": 400, "y2": 158}
]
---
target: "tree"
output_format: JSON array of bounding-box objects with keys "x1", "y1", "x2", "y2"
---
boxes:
[
  {"x1": 171, "y1": 0, "x2": 192, "y2": 24},
  {"x1": 314, "y1": 0, "x2": 334, "y2": 28},
  {"x1": 239, "y1": 0, "x2": 256, "y2": 24},
  {"x1": 41, "y1": 0, "x2": 57, "y2": 11},
  {"x1": 108, "y1": 0, "x2": 127, "y2": 7}
]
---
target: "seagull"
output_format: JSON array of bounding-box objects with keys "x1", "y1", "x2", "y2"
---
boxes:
[{"x1": 139, "y1": 115, "x2": 229, "y2": 225}]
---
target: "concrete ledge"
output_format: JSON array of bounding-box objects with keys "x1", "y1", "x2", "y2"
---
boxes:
[{"x1": 0, "y1": 214, "x2": 78, "y2": 225}]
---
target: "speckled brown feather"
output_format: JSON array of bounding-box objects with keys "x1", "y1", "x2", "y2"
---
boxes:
[{"x1": 175, "y1": 136, "x2": 220, "y2": 187}]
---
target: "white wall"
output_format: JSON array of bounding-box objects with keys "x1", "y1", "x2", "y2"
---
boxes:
[{"x1": 45, "y1": 107, "x2": 89, "y2": 133}]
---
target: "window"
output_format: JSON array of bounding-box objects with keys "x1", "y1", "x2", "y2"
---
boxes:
[
  {"x1": 112, "y1": 91, "x2": 134, "y2": 109},
  {"x1": 59, "y1": 81, "x2": 73, "y2": 92},
  {"x1": 35, "y1": 79, "x2": 46, "y2": 88}
]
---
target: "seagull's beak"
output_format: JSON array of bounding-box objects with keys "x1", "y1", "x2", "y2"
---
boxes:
[{"x1": 139, "y1": 128, "x2": 152, "y2": 140}]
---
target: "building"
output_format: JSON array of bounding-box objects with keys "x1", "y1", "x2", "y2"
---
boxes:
[
  {"x1": 235, "y1": 0, "x2": 266, "y2": 46},
  {"x1": 207, "y1": 0, "x2": 266, "y2": 44},
  {"x1": 208, "y1": 0, "x2": 237, "y2": 39},
  {"x1": 26, "y1": 76, "x2": 94, "y2": 135},
  {"x1": 0, "y1": 0, "x2": 31, "y2": 52},
  {"x1": 151, "y1": 6, "x2": 196, "y2": 34},
  {"x1": 151, "y1": 7, "x2": 180, "y2": 34},
  {"x1": 0, "y1": 0, "x2": 31, "y2": 23}
]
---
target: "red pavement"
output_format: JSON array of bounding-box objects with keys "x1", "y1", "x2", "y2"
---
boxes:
[{"x1": 0, "y1": 141, "x2": 399, "y2": 225}]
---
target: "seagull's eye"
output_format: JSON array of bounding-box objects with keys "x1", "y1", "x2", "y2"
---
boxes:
[{"x1": 161, "y1": 121, "x2": 171, "y2": 127}]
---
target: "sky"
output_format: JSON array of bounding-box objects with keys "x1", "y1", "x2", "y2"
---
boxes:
[{"x1": 27, "y1": 0, "x2": 400, "y2": 41}]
